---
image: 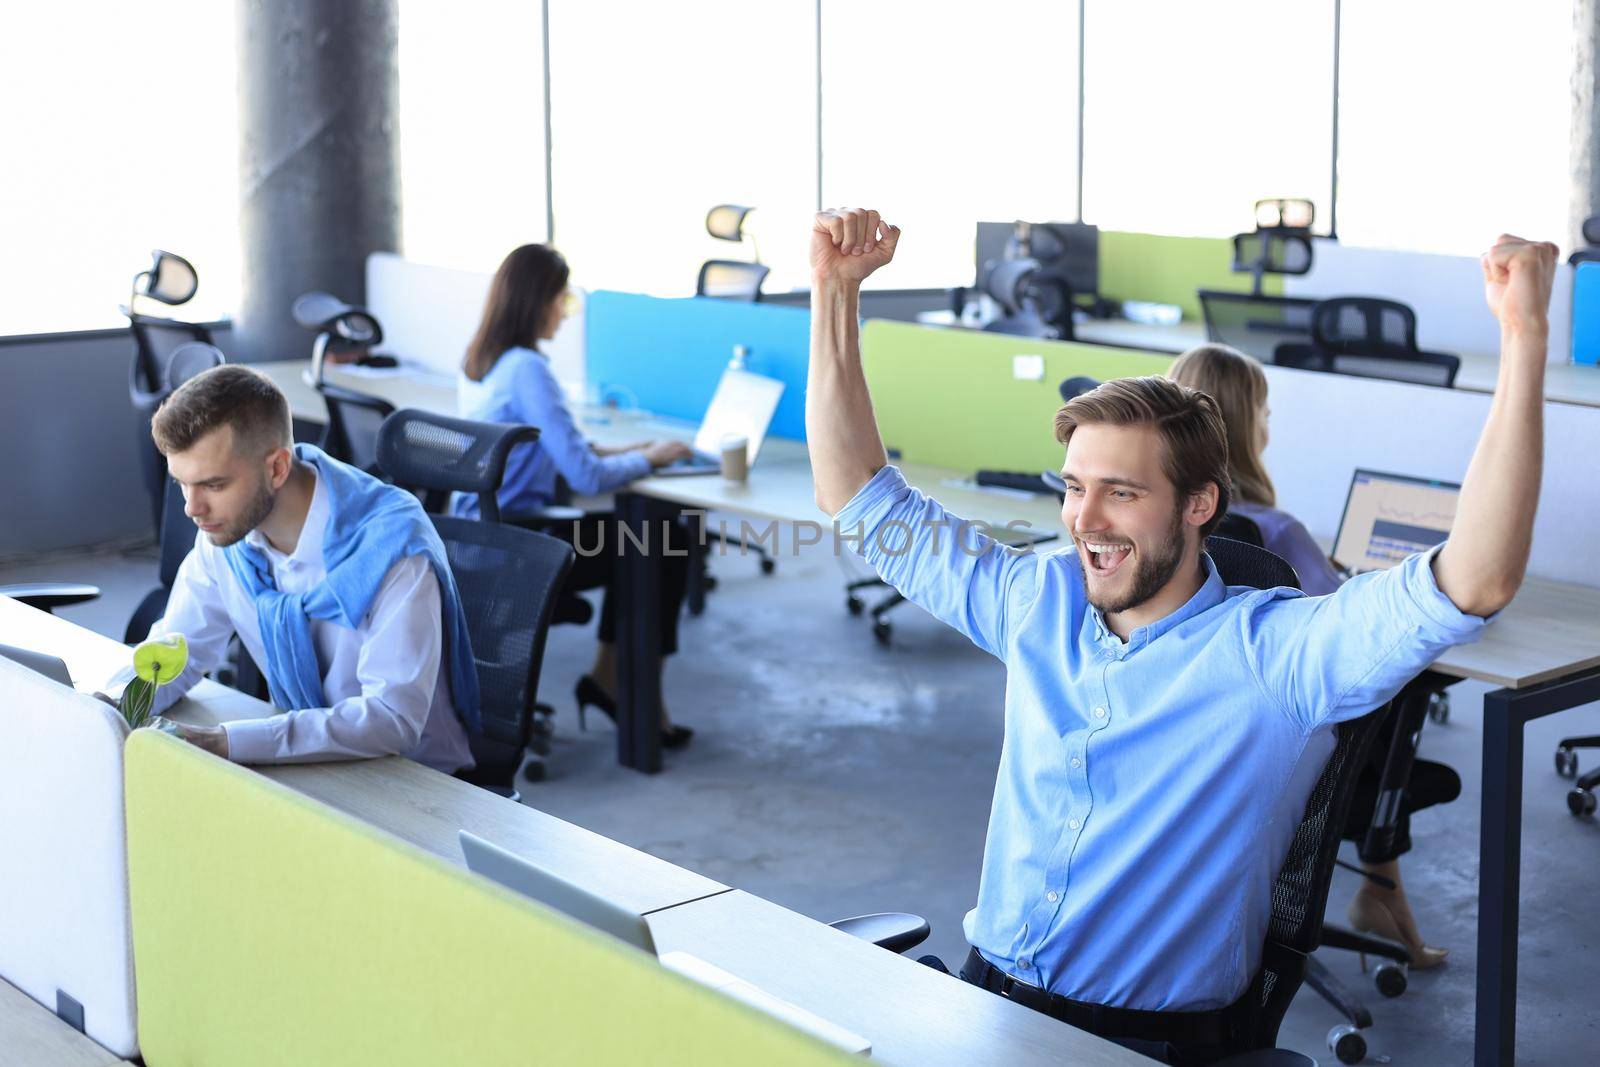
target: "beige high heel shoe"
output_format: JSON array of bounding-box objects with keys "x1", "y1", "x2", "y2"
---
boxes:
[{"x1": 1347, "y1": 893, "x2": 1449, "y2": 971}]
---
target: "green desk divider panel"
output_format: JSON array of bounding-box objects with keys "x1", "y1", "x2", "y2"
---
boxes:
[
  {"x1": 1098, "y1": 231, "x2": 1282, "y2": 321},
  {"x1": 860, "y1": 320, "x2": 1173, "y2": 472},
  {"x1": 124, "y1": 732, "x2": 851, "y2": 1067}
]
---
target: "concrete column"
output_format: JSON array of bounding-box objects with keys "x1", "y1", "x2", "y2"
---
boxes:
[
  {"x1": 1569, "y1": 0, "x2": 1600, "y2": 249},
  {"x1": 235, "y1": 0, "x2": 400, "y2": 365}
]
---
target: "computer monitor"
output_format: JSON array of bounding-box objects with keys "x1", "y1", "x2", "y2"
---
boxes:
[{"x1": 1331, "y1": 469, "x2": 1461, "y2": 574}]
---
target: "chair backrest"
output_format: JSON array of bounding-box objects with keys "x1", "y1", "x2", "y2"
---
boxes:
[
  {"x1": 1059, "y1": 375, "x2": 1101, "y2": 402},
  {"x1": 696, "y1": 259, "x2": 770, "y2": 301},
  {"x1": 1276, "y1": 297, "x2": 1461, "y2": 388},
  {"x1": 1229, "y1": 232, "x2": 1314, "y2": 277},
  {"x1": 1212, "y1": 511, "x2": 1265, "y2": 548},
  {"x1": 430, "y1": 515, "x2": 573, "y2": 781},
  {"x1": 165, "y1": 341, "x2": 225, "y2": 390},
  {"x1": 128, "y1": 313, "x2": 214, "y2": 401},
  {"x1": 375, "y1": 409, "x2": 539, "y2": 521},
  {"x1": 318, "y1": 383, "x2": 396, "y2": 472},
  {"x1": 1197, "y1": 290, "x2": 1318, "y2": 362},
  {"x1": 1205, "y1": 535, "x2": 1389, "y2": 1049}
]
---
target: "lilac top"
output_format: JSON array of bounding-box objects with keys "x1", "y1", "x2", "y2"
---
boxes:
[{"x1": 1230, "y1": 500, "x2": 1344, "y2": 596}]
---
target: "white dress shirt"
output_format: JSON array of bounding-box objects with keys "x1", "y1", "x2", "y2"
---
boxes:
[{"x1": 121, "y1": 468, "x2": 475, "y2": 774}]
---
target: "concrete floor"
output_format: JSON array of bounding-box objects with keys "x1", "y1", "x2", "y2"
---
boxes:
[{"x1": 7, "y1": 536, "x2": 1598, "y2": 1065}]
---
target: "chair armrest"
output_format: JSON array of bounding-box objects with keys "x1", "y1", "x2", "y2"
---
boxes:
[
  {"x1": 0, "y1": 583, "x2": 101, "y2": 613},
  {"x1": 827, "y1": 912, "x2": 930, "y2": 955}
]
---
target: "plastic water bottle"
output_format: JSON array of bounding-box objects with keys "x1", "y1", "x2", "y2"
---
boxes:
[{"x1": 730, "y1": 344, "x2": 749, "y2": 371}]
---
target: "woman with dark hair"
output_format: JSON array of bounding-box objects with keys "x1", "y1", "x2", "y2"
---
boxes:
[
  {"x1": 1170, "y1": 342, "x2": 1452, "y2": 969},
  {"x1": 457, "y1": 244, "x2": 694, "y2": 747}
]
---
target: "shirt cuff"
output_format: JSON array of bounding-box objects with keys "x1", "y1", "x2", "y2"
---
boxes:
[
  {"x1": 221, "y1": 716, "x2": 285, "y2": 764},
  {"x1": 622, "y1": 451, "x2": 653, "y2": 482},
  {"x1": 833, "y1": 465, "x2": 909, "y2": 531},
  {"x1": 1405, "y1": 543, "x2": 1498, "y2": 634}
]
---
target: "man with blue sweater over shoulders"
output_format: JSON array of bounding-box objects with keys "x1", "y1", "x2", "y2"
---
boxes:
[
  {"x1": 807, "y1": 208, "x2": 1556, "y2": 1063},
  {"x1": 109, "y1": 365, "x2": 479, "y2": 774}
]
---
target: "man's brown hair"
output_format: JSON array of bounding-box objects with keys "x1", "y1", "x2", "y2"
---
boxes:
[
  {"x1": 1053, "y1": 375, "x2": 1231, "y2": 539},
  {"x1": 151, "y1": 365, "x2": 292, "y2": 457}
]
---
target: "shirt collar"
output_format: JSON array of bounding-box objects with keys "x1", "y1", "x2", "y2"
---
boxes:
[
  {"x1": 245, "y1": 463, "x2": 327, "y2": 569},
  {"x1": 1087, "y1": 553, "x2": 1227, "y2": 650}
]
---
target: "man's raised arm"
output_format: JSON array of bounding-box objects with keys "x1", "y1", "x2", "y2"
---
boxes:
[
  {"x1": 1433, "y1": 235, "x2": 1559, "y2": 616},
  {"x1": 808, "y1": 208, "x2": 900, "y2": 515}
]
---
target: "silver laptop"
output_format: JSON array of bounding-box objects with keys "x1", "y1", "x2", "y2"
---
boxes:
[
  {"x1": 0, "y1": 642, "x2": 73, "y2": 687},
  {"x1": 1331, "y1": 468, "x2": 1461, "y2": 575},
  {"x1": 459, "y1": 830, "x2": 870, "y2": 1054},
  {"x1": 653, "y1": 368, "x2": 785, "y2": 477}
]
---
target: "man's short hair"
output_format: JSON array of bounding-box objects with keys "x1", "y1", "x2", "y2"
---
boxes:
[
  {"x1": 151, "y1": 365, "x2": 292, "y2": 457},
  {"x1": 1053, "y1": 376, "x2": 1231, "y2": 539}
]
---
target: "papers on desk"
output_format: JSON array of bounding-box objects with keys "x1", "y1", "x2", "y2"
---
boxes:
[{"x1": 333, "y1": 358, "x2": 456, "y2": 387}]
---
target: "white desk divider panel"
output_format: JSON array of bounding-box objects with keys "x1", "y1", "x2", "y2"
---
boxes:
[
  {"x1": 1284, "y1": 240, "x2": 1574, "y2": 367},
  {"x1": 0, "y1": 658, "x2": 138, "y2": 1058},
  {"x1": 1261, "y1": 363, "x2": 1600, "y2": 588},
  {"x1": 364, "y1": 252, "x2": 587, "y2": 390}
]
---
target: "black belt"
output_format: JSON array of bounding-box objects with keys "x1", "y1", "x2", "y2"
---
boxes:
[{"x1": 961, "y1": 949, "x2": 1234, "y2": 1047}]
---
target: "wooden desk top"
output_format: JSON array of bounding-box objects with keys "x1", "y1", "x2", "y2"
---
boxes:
[
  {"x1": 647, "y1": 891, "x2": 1146, "y2": 1067},
  {"x1": 0, "y1": 979, "x2": 123, "y2": 1066},
  {"x1": 0, "y1": 598, "x2": 728, "y2": 916},
  {"x1": 1429, "y1": 576, "x2": 1600, "y2": 689}
]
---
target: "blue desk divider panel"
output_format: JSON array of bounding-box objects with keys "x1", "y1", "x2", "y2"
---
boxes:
[
  {"x1": 585, "y1": 291, "x2": 811, "y2": 440},
  {"x1": 1572, "y1": 261, "x2": 1600, "y2": 365}
]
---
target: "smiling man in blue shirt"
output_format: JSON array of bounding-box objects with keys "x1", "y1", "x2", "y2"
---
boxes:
[{"x1": 806, "y1": 208, "x2": 1556, "y2": 1062}]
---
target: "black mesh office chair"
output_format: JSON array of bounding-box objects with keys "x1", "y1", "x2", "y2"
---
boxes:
[
  {"x1": 377, "y1": 409, "x2": 576, "y2": 790},
  {"x1": 1273, "y1": 298, "x2": 1460, "y2": 389},
  {"x1": 430, "y1": 514, "x2": 573, "y2": 799},
  {"x1": 1198, "y1": 290, "x2": 1320, "y2": 363},
  {"x1": 835, "y1": 537, "x2": 1391, "y2": 1066},
  {"x1": 123, "y1": 251, "x2": 215, "y2": 532}
]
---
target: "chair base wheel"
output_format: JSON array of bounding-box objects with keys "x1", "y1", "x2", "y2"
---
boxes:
[
  {"x1": 1556, "y1": 747, "x2": 1578, "y2": 779},
  {"x1": 846, "y1": 596, "x2": 864, "y2": 616},
  {"x1": 872, "y1": 621, "x2": 892, "y2": 646},
  {"x1": 760, "y1": 558, "x2": 776, "y2": 575},
  {"x1": 1373, "y1": 960, "x2": 1407, "y2": 998},
  {"x1": 1568, "y1": 787, "x2": 1596, "y2": 817},
  {"x1": 522, "y1": 760, "x2": 547, "y2": 783},
  {"x1": 1328, "y1": 1022, "x2": 1367, "y2": 1064},
  {"x1": 1427, "y1": 692, "x2": 1449, "y2": 724}
]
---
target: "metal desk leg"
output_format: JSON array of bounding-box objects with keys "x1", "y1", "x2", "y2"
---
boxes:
[
  {"x1": 685, "y1": 508, "x2": 708, "y2": 617},
  {"x1": 1473, "y1": 665, "x2": 1600, "y2": 1066},
  {"x1": 615, "y1": 492, "x2": 664, "y2": 773},
  {"x1": 1475, "y1": 688, "x2": 1522, "y2": 1066}
]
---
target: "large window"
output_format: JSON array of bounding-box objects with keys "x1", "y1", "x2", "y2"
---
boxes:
[
  {"x1": 1081, "y1": 0, "x2": 1336, "y2": 239},
  {"x1": 1335, "y1": 0, "x2": 1573, "y2": 256},
  {"x1": 0, "y1": 3, "x2": 239, "y2": 335},
  {"x1": 398, "y1": 0, "x2": 549, "y2": 273},
  {"x1": 546, "y1": 0, "x2": 816, "y2": 296},
  {"x1": 821, "y1": 0, "x2": 1081, "y2": 290}
]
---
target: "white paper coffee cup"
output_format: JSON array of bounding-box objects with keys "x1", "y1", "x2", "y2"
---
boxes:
[{"x1": 720, "y1": 433, "x2": 749, "y2": 483}]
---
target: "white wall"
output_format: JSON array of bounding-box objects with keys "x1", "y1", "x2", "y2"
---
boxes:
[{"x1": 1262, "y1": 363, "x2": 1598, "y2": 587}]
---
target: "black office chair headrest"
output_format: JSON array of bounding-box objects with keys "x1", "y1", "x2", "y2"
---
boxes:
[
  {"x1": 291, "y1": 291, "x2": 384, "y2": 347},
  {"x1": 1311, "y1": 297, "x2": 1418, "y2": 353}
]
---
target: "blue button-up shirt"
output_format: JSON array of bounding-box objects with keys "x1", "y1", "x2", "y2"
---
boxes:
[
  {"x1": 836, "y1": 466, "x2": 1487, "y2": 1012},
  {"x1": 455, "y1": 347, "x2": 650, "y2": 517}
]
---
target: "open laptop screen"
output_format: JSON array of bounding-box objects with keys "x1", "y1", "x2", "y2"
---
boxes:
[{"x1": 1331, "y1": 469, "x2": 1461, "y2": 574}]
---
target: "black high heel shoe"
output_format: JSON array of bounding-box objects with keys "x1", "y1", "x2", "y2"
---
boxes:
[
  {"x1": 575, "y1": 675, "x2": 694, "y2": 750},
  {"x1": 574, "y1": 675, "x2": 617, "y2": 731}
]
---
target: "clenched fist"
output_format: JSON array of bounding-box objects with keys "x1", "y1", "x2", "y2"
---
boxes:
[
  {"x1": 811, "y1": 208, "x2": 900, "y2": 286},
  {"x1": 1481, "y1": 234, "x2": 1558, "y2": 339}
]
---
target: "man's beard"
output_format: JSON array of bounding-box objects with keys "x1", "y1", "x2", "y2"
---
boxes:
[
  {"x1": 1079, "y1": 504, "x2": 1188, "y2": 616},
  {"x1": 204, "y1": 476, "x2": 276, "y2": 548}
]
